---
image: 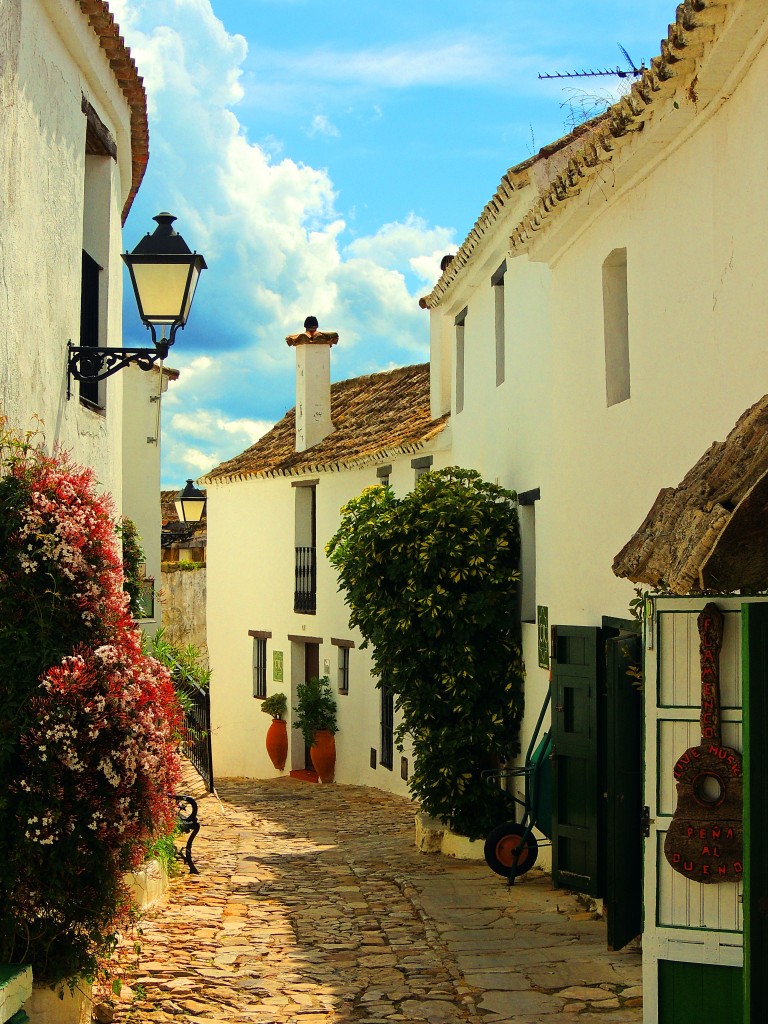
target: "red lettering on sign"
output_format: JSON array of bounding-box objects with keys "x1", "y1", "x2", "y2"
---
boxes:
[
  {"x1": 734, "y1": 861, "x2": 743, "y2": 874},
  {"x1": 684, "y1": 861, "x2": 694, "y2": 872},
  {"x1": 718, "y1": 865, "x2": 728, "y2": 876}
]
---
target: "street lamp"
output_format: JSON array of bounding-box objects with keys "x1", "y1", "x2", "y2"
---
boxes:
[
  {"x1": 175, "y1": 479, "x2": 206, "y2": 523},
  {"x1": 67, "y1": 212, "x2": 207, "y2": 396}
]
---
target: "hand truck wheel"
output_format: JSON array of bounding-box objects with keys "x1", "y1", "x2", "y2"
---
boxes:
[{"x1": 484, "y1": 822, "x2": 539, "y2": 878}]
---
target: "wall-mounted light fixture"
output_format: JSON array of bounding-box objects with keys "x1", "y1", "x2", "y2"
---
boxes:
[
  {"x1": 67, "y1": 212, "x2": 207, "y2": 397},
  {"x1": 175, "y1": 479, "x2": 206, "y2": 523}
]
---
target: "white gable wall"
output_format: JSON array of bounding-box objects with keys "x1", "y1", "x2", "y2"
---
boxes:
[
  {"x1": 430, "y1": 18, "x2": 768, "y2": 756},
  {"x1": 207, "y1": 443, "x2": 452, "y2": 795},
  {"x1": 0, "y1": 0, "x2": 133, "y2": 498}
]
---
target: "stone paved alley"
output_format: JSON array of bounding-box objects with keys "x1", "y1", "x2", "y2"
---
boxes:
[{"x1": 104, "y1": 777, "x2": 642, "y2": 1024}]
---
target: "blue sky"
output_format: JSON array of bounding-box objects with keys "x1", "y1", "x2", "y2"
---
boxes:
[{"x1": 111, "y1": 0, "x2": 674, "y2": 487}]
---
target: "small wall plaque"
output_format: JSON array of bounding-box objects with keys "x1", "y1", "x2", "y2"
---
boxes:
[
  {"x1": 273, "y1": 650, "x2": 284, "y2": 683},
  {"x1": 537, "y1": 606, "x2": 549, "y2": 669}
]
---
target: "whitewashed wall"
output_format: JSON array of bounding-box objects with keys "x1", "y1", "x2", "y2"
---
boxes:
[
  {"x1": 207, "y1": 442, "x2": 452, "y2": 796},
  {"x1": 430, "y1": 23, "x2": 768, "y2": 756},
  {"x1": 0, "y1": 0, "x2": 134, "y2": 499},
  {"x1": 122, "y1": 365, "x2": 175, "y2": 633}
]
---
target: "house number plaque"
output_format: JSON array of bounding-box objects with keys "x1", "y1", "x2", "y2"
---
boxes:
[{"x1": 663, "y1": 603, "x2": 743, "y2": 883}]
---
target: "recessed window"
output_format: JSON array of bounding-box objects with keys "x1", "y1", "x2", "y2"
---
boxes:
[
  {"x1": 377, "y1": 464, "x2": 392, "y2": 488},
  {"x1": 411, "y1": 455, "x2": 433, "y2": 484},
  {"x1": 454, "y1": 307, "x2": 467, "y2": 414},
  {"x1": 293, "y1": 481, "x2": 317, "y2": 613},
  {"x1": 80, "y1": 97, "x2": 115, "y2": 410},
  {"x1": 249, "y1": 629, "x2": 272, "y2": 699},
  {"x1": 603, "y1": 248, "x2": 630, "y2": 406},
  {"x1": 518, "y1": 488, "x2": 539, "y2": 624},
  {"x1": 380, "y1": 683, "x2": 394, "y2": 770},
  {"x1": 331, "y1": 637, "x2": 354, "y2": 694},
  {"x1": 491, "y1": 261, "x2": 506, "y2": 387}
]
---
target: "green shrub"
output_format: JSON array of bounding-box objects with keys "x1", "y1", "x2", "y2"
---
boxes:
[{"x1": 327, "y1": 467, "x2": 524, "y2": 839}]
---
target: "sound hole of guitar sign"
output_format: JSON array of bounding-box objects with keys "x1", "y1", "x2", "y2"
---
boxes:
[{"x1": 693, "y1": 772, "x2": 725, "y2": 807}]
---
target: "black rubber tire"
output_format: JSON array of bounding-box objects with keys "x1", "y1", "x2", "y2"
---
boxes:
[{"x1": 484, "y1": 822, "x2": 539, "y2": 878}]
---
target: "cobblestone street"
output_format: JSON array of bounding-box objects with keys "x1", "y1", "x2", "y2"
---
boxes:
[{"x1": 104, "y1": 777, "x2": 642, "y2": 1024}]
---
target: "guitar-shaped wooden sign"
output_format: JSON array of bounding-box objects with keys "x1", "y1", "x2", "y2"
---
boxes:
[{"x1": 663, "y1": 602, "x2": 743, "y2": 884}]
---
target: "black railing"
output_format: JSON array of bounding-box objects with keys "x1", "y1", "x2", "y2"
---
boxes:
[
  {"x1": 178, "y1": 682, "x2": 214, "y2": 792},
  {"x1": 295, "y1": 546, "x2": 317, "y2": 613}
]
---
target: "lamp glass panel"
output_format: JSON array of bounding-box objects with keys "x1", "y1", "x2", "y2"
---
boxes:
[
  {"x1": 181, "y1": 265, "x2": 202, "y2": 323},
  {"x1": 175, "y1": 496, "x2": 205, "y2": 523},
  {"x1": 132, "y1": 262, "x2": 191, "y2": 325}
]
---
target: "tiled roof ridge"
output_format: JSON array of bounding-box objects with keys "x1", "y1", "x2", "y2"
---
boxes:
[
  {"x1": 204, "y1": 429, "x2": 448, "y2": 486},
  {"x1": 200, "y1": 362, "x2": 448, "y2": 484},
  {"x1": 76, "y1": 0, "x2": 148, "y2": 222},
  {"x1": 421, "y1": 0, "x2": 725, "y2": 309},
  {"x1": 419, "y1": 115, "x2": 607, "y2": 310}
]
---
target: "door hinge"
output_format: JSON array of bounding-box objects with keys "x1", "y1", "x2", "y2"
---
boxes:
[{"x1": 641, "y1": 805, "x2": 653, "y2": 837}]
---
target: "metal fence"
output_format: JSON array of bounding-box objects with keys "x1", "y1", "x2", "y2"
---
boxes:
[
  {"x1": 179, "y1": 681, "x2": 214, "y2": 792},
  {"x1": 294, "y1": 546, "x2": 317, "y2": 613}
]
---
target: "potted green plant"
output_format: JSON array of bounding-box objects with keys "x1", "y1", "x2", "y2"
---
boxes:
[
  {"x1": 261, "y1": 692, "x2": 288, "y2": 770},
  {"x1": 293, "y1": 676, "x2": 338, "y2": 782}
]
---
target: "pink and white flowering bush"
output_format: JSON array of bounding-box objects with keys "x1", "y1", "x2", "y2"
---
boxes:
[{"x1": 0, "y1": 421, "x2": 182, "y2": 984}]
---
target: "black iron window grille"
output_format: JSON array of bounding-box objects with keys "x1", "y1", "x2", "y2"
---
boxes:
[
  {"x1": 253, "y1": 636, "x2": 267, "y2": 699},
  {"x1": 381, "y1": 683, "x2": 394, "y2": 770},
  {"x1": 294, "y1": 546, "x2": 317, "y2": 613},
  {"x1": 338, "y1": 646, "x2": 350, "y2": 694}
]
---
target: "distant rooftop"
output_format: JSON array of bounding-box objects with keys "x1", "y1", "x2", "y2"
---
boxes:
[{"x1": 201, "y1": 363, "x2": 448, "y2": 484}]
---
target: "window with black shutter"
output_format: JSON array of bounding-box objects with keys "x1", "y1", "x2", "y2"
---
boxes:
[
  {"x1": 380, "y1": 683, "x2": 394, "y2": 770},
  {"x1": 79, "y1": 250, "x2": 101, "y2": 405}
]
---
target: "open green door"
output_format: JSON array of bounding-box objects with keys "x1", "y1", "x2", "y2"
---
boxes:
[
  {"x1": 605, "y1": 632, "x2": 642, "y2": 951},
  {"x1": 742, "y1": 601, "x2": 768, "y2": 1024},
  {"x1": 550, "y1": 625, "x2": 603, "y2": 897}
]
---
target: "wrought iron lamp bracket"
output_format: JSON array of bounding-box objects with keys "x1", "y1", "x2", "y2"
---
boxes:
[{"x1": 66, "y1": 324, "x2": 179, "y2": 399}]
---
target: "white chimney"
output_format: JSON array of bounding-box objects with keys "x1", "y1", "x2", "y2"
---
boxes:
[{"x1": 286, "y1": 318, "x2": 339, "y2": 452}]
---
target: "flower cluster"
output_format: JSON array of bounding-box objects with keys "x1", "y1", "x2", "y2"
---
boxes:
[
  {"x1": 0, "y1": 421, "x2": 183, "y2": 984},
  {"x1": 17, "y1": 636, "x2": 182, "y2": 865}
]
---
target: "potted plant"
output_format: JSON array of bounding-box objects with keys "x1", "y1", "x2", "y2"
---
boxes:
[
  {"x1": 293, "y1": 676, "x2": 338, "y2": 782},
  {"x1": 261, "y1": 692, "x2": 288, "y2": 770}
]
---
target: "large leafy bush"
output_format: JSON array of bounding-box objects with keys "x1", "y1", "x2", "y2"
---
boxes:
[
  {"x1": 0, "y1": 421, "x2": 181, "y2": 984},
  {"x1": 327, "y1": 467, "x2": 525, "y2": 839}
]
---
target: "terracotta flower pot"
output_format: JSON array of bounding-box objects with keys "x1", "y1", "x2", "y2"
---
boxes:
[
  {"x1": 266, "y1": 718, "x2": 288, "y2": 770},
  {"x1": 310, "y1": 729, "x2": 336, "y2": 782}
]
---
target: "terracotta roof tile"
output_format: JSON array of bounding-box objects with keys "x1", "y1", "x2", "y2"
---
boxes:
[
  {"x1": 77, "y1": 1, "x2": 149, "y2": 221},
  {"x1": 201, "y1": 363, "x2": 448, "y2": 484}
]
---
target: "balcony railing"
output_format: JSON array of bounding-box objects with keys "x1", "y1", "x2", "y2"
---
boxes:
[{"x1": 295, "y1": 546, "x2": 316, "y2": 613}]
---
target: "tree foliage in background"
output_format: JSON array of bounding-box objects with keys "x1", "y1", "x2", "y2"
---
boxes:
[
  {"x1": 327, "y1": 467, "x2": 525, "y2": 839},
  {"x1": 0, "y1": 420, "x2": 181, "y2": 985},
  {"x1": 117, "y1": 517, "x2": 145, "y2": 618}
]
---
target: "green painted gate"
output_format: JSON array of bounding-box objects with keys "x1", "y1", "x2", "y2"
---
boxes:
[{"x1": 550, "y1": 625, "x2": 604, "y2": 897}]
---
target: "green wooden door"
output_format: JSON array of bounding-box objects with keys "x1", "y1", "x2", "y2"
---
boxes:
[
  {"x1": 742, "y1": 601, "x2": 768, "y2": 1024},
  {"x1": 605, "y1": 632, "x2": 643, "y2": 950},
  {"x1": 551, "y1": 625, "x2": 603, "y2": 897},
  {"x1": 658, "y1": 960, "x2": 743, "y2": 1023}
]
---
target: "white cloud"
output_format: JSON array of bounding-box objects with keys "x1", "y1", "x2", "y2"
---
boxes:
[
  {"x1": 114, "y1": 1, "x2": 457, "y2": 485},
  {"x1": 307, "y1": 114, "x2": 340, "y2": 139},
  {"x1": 252, "y1": 37, "x2": 519, "y2": 90}
]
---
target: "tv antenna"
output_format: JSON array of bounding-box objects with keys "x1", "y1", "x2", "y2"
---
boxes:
[{"x1": 538, "y1": 44, "x2": 645, "y2": 81}]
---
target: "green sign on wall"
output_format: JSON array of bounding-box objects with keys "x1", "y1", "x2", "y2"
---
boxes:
[
  {"x1": 537, "y1": 606, "x2": 549, "y2": 669},
  {"x1": 273, "y1": 650, "x2": 284, "y2": 682}
]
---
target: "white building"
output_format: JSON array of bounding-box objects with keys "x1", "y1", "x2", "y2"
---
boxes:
[
  {"x1": 1, "y1": 0, "x2": 177, "y2": 623},
  {"x1": 202, "y1": 329, "x2": 450, "y2": 795},
  {"x1": 421, "y1": 0, "x2": 767, "y2": 1017}
]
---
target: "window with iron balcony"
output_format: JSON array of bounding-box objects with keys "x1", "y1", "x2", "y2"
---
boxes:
[{"x1": 294, "y1": 481, "x2": 317, "y2": 613}]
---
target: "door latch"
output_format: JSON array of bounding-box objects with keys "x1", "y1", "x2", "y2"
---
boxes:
[{"x1": 641, "y1": 805, "x2": 654, "y2": 837}]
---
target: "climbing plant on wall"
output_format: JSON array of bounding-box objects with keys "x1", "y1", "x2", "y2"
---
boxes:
[{"x1": 327, "y1": 466, "x2": 525, "y2": 839}]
